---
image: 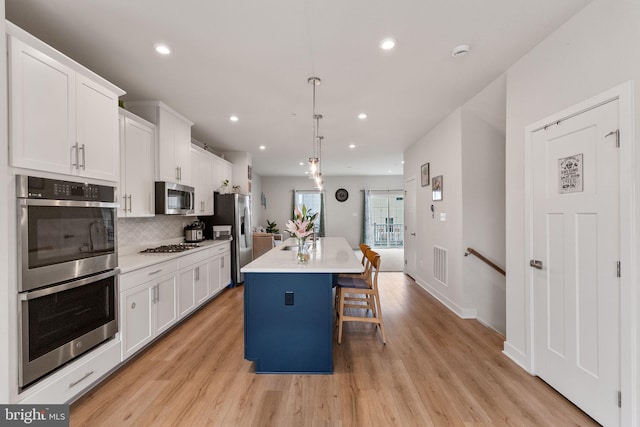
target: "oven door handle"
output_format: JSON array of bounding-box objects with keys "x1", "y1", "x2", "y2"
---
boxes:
[
  {"x1": 19, "y1": 199, "x2": 119, "y2": 209},
  {"x1": 20, "y1": 269, "x2": 120, "y2": 300}
]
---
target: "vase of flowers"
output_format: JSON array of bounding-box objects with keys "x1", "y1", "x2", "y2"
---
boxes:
[{"x1": 285, "y1": 204, "x2": 318, "y2": 264}]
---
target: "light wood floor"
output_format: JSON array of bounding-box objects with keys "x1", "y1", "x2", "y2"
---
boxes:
[{"x1": 71, "y1": 273, "x2": 597, "y2": 426}]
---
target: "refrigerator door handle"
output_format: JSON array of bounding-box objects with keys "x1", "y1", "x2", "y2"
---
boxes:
[{"x1": 243, "y1": 206, "x2": 251, "y2": 247}]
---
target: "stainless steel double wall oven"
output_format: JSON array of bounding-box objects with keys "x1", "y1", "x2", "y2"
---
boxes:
[{"x1": 17, "y1": 175, "x2": 119, "y2": 389}]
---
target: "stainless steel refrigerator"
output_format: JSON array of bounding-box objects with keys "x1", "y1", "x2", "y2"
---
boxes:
[{"x1": 203, "y1": 193, "x2": 252, "y2": 285}]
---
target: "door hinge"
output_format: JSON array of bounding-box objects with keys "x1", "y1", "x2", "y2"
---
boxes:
[
  {"x1": 617, "y1": 261, "x2": 621, "y2": 278},
  {"x1": 605, "y1": 129, "x2": 620, "y2": 148},
  {"x1": 618, "y1": 390, "x2": 622, "y2": 408}
]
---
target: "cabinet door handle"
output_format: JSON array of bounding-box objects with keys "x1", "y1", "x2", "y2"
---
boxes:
[
  {"x1": 176, "y1": 166, "x2": 180, "y2": 180},
  {"x1": 128, "y1": 195, "x2": 132, "y2": 212},
  {"x1": 122, "y1": 195, "x2": 128, "y2": 213},
  {"x1": 79, "y1": 143, "x2": 86, "y2": 170},
  {"x1": 72, "y1": 142, "x2": 79, "y2": 169},
  {"x1": 529, "y1": 260, "x2": 543, "y2": 270},
  {"x1": 179, "y1": 166, "x2": 182, "y2": 180},
  {"x1": 221, "y1": 257, "x2": 224, "y2": 268},
  {"x1": 148, "y1": 269, "x2": 162, "y2": 275},
  {"x1": 69, "y1": 371, "x2": 94, "y2": 389},
  {"x1": 195, "y1": 266, "x2": 199, "y2": 281}
]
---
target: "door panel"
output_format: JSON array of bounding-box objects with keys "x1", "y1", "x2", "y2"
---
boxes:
[
  {"x1": 404, "y1": 178, "x2": 417, "y2": 278},
  {"x1": 531, "y1": 100, "x2": 620, "y2": 426}
]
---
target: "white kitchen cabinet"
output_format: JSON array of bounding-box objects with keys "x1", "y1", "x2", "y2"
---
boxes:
[
  {"x1": 211, "y1": 155, "x2": 233, "y2": 193},
  {"x1": 221, "y1": 250, "x2": 232, "y2": 288},
  {"x1": 194, "y1": 260, "x2": 211, "y2": 306},
  {"x1": 124, "y1": 101, "x2": 193, "y2": 184},
  {"x1": 154, "y1": 275, "x2": 179, "y2": 334},
  {"x1": 17, "y1": 338, "x2": 121, "y2": 405},
  {"x1": 120, "y1": 283, "x2": 153, "y2": 358},
  {"x1": 75, "y1": 74, "x2": 121, "y2": 180},
  {"x1": 119, "y1": 244, "x2": 229, "y2": 362},
  {"x1": 120, "y1": 260, "x2": 178, "y2": 361},
  {"x1": 209, "y1": 253, "x2": 221, "y2": 295},
  {"x1": 191, "y1": 146, "x2": 215, "y2": 215},
  {"x1": 209, "y1": 243, "x2": 232, "y2": 295},
  {"x1": 179, "y1": 259, "x2": 209, "y2": 317},
  {"x1": 177, "y1": 250, "x2": 211, "y2": 318},
  {"x1": 118, "y1": 109, "x2": 155, "y2": 217},
  {"x1": 8, "y1": 24, "x2": 124, "y2": 181},
  {"x1": 222, "y1": 151, "x2": 252, "y2": 195}
]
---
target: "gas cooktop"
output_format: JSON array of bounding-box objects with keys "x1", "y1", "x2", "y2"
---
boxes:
[{"x1": 140, "y1": 243, "x2": 201, "y2": 253}]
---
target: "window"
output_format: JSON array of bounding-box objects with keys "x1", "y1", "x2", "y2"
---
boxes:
[
  {"x1": 366, "y1": 191, "x2": 404, "y2": 247},
  {"x1": 294, "y1": 190, "x2": 325, "y2": 236}
]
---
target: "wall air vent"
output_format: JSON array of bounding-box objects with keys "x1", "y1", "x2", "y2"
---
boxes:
[{"x1": 434, "y1": 246, "x2": 448, "y2": 285}]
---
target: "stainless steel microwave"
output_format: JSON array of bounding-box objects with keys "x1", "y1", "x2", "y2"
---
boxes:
[{"x1": 155, "y1": 181, "x2": 195, "y2": 215}]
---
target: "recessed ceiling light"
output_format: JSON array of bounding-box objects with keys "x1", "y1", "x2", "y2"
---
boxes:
[
  {"x1": 305, "y1": 171, "x2": 309, "y2": 175},
  {"x1": 379, "y1": 37, "x2": 396, "y2": 51},
  {"x1": 299, "y1": 162, "x2": 304, "y2": 166},
  {"x1": 401, "y1": 160, "x2": 405, "y2": 164},
  {"x1": 388, "y1": 170, "x2": 393, "y2": 173},
  {"x1": 358, "y1": 113, "x2": 367, "y2": 120},
  {"x1": 259, "y1": 145, "x2": 266, "y2": 150},
  {"x1": 349, "y1": 144, "x2": 356, "y2": 149},
  {"x1": 452, "y1": 44, "x2": 470, "y2": 57},
  {"x1": 229, "y1": 115, "x2": 239, "y2": 122},
  {"x1": 154, "y1": 43, "x2": 171, "y2": 55}
]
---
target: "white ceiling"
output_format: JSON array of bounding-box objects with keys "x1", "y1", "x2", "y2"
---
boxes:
[{"x1": 6, "y1": 0, "x2": 591, "y2": 177}]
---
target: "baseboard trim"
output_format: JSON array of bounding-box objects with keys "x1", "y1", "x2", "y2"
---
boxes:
[
  {"x1": 502, "y1": 341, "x2": 532, "y2": 374},
  {"x1": 413, "y1": 276, "x2": 477, "y2": 319}
]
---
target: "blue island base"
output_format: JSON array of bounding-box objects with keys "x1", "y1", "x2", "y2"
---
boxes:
[{"x1": 244, "y1": 272, "x2": 336, "y2": 374}]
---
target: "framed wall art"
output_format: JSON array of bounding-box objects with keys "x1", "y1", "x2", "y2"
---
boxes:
[
  {"x1": 420, "y1": 163, "x2": 430, "y2": 187},
  {"x1": 432, "y1": 175, "x2": 443, "y2": 201}
]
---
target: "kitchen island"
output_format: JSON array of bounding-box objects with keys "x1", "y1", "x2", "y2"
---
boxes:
[{"x1": 241, "y1": 237, "x2": 362, "y2": 373}]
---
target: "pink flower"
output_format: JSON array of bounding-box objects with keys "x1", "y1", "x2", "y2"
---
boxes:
[{"x1": 286, "y1": 204, "x2": 317, "y2": 238}]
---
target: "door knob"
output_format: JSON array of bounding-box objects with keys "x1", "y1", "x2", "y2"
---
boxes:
[{"x1": 529, "y1": 259, "x2": 543, "y2": 270}]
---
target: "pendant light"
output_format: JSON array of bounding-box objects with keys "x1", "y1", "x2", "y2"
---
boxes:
[{"x1": 307, "y1": 77, "x2": 321, "y2": 181}]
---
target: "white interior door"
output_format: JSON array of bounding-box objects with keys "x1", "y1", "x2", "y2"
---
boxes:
[
  {"x1": 531, "y1": 99, "x2": 620, "y2": 426},
  {"x1": 404, "y1": 178, "x2": 417, "y2": 278}
]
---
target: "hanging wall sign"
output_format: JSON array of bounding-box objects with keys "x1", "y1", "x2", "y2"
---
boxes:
[{"x1": 558, "y1": 154, "x2": 583, "y2": 194}]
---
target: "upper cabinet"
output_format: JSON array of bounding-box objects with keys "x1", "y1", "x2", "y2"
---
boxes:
[
  {"x1": 124, "y1": 101, "x2": 193, "y2": 185},
  {"x1": 191, "y1": 145, "x2": 215, "y2": 216},
  {"x1": 222, "y1": 151, "x2": 252, "y2": 195},
  {"x1": 7, "y1": 22, "x2": 125, "y2": 181},
  {"x1": 213, "y1": 155, "x2": 233, "y2": 193},
  {"x1": 118, "y1": 109, "x2": 155, "y2": 218},
  {"x1": 191, "y1": 143, "x2": 233, "y2": 215}
]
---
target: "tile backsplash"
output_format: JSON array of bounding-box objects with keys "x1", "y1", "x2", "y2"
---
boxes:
[{"x1": 118, "y1": 216, "x2": 193, "y2": 247}]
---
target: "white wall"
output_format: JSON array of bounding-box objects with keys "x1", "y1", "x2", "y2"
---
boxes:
[
  {"x1": 461, "y1": 74, "x2": 507, "y2": 333},
  {"x1": 404, "y1": 109, "x2": 468, "y2": 315},
  {"x1": 504, "y1": 0, "x2": 639, "y2": 422},
  {"x1": 261, "y1": 175, "x2": 403, "y2": 248},
  {"x1": 403, "y1": 75, "x2": 506, "y2": 333}
]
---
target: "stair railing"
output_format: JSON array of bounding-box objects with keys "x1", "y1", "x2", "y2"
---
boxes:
[{"x1": 464, "y1": 247, "x2": 506, "y2": 276}]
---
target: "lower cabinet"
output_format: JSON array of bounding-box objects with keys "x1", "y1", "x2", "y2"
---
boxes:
[
  {"x1": 210, "y1": 244, "x2": 232, "y2": 294},
  {"x1": 120, "y1": 242, "x2": 231, "y2": 362},
  {"x1": 178, "y1": 252, "x2": 210, "y2": 318},
  {"x1": 120, "y1": 260, "x2": 178, "y2": 361},
  {"x1": 17, "y1": 338, "x2": 121, "y2": 404}
]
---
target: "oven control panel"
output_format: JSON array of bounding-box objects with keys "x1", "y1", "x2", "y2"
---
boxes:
[{"x1": 16, "y1": 175, "x2": 115, "y2": 202}]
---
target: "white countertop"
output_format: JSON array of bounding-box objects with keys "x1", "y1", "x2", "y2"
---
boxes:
[
  {"x1": 241, "y1": 237, "x2": 363, "y2": 274},
  {"x1": 118, "y1": 239, "x2": 230, "y2": 274}
]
